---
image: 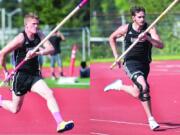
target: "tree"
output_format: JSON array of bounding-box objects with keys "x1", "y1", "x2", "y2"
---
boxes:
[
  {"x1": 21, "y1": 0, "x2": 89, "y2": 27},
  {"x1": 0, "y1": 0, "x2": 89, "y2": 28}
]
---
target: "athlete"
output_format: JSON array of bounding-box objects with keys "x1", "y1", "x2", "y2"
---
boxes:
[
  {"x1": 104, "y1": 6, "x2": 164, "y2": 130},
  {"x1": 49, "y1": 29, "x2": 65, "y2": 79},
  {"x1": 0, "y1": 13, "x2": 74, "y2": 133}
]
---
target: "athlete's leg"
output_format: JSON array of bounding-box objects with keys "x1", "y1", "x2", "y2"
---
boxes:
[
  {"x1": 135, "y1": 75, "x2": 159, "y2": 130},
  {"x1": 0, "y1": 91, "x2": 24, "y2": 113},
  {"x1": 104, "y1": 79, "x2": 140, "y2": 98},
  {"x1": 121, "y1": 84, "x2": 140, "y2": 97},
  {"x1": 109, "y1": 61, "x2": 142, "y2": 97},
  {"x1": 31, "y1": 79, "x2": 61, "y2": 117},
  {"x1": 31, "y1": 79, "x2": 74, "y2": 132},
  {"x1": 135, "y1": 75, "x2": 152, "y2": 118}
]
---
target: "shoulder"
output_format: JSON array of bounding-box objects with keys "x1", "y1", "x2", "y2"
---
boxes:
[
  {"x1": 13, "y1": 33, "x2": 25, "y2": 45},
  {"x1": 122, "y1": 24, "x2": 129, "y2": 32},
  {"x1": 3, "y1": 32, "x2": 25, "y2": 50},
  {"x1": 117, "y1": 24, "x2": 129, "y2": 31},
  {"x1": 111, "y1": 24, "x2": 129, "y2": 37}
]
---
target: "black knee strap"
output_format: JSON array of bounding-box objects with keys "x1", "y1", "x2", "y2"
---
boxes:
[
  {"x1": 132, "y1": 72, "x2": 150, "y2": 102},
  {"x1": 139, "y1": 86, "x2": 150, "y2": 102}
]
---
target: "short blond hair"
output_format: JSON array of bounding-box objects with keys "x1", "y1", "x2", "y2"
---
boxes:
[{"x1": 24, "y1": 12, "x2": 39, "y2": 25}]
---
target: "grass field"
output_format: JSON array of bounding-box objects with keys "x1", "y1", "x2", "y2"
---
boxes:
[
  {"x1": 3, "y1": 59, "x2": 90, "y2": 70},
  {"x1": 44, "y1": 77, "x2": 90, "y2": 89},
  {"x1": 0, "y1": 77, "x2": 90, "y2": 89},
  {"x1": 91, "y1": 55, "x2": 180, "y2": 63}
]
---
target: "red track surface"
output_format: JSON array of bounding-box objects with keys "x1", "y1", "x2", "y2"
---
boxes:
[
  {"x1": 0, "y1": 67, "x2": 89, "y2": 135},
  {"x1": 90, "y1": 60, "x2": 180, "y2": 135},
  {"x1": 1, "y1": 61, "x2": 180, "y2": 135},
  {"x1": 0, "y1": 88, "x2": 89, "y2": 135}
]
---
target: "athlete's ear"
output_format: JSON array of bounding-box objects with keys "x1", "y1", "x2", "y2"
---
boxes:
[
  {"x1": 24, "y1": 22, "x2": 29, "y2": 29},
  {"x1": 132, "y1": 16, "x2": 135, "y2": 22}
]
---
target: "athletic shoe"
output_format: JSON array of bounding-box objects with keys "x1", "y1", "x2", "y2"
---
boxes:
[
  {"x1": 104, "y1": 79, "x2": 123, "y2": 92},
  {"x1": 57, "y1": 120, "x2": 74, "y2": 133},
  {"x1": 148, "y1": 117, "x2": 160, "y2": 130}
]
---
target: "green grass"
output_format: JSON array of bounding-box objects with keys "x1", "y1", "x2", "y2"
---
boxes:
[
  {"x1": 91, "y1": 55, "x2": 180, "y2": 63},
  {"x1": 0, "y1": 77, "x2": 90, "y2": 89},
  {"x1": 42, "y1": 59, "x2": 82, "y2": 67},
  {"x1": 152, "y1": 55, "x2": 180, "y2": 60},
  {"x1": 2, "y1": 58, "x2": 90, "y2": 69},
  {"x1": 44, "y1": 77, "x2": 90, "y2": 89},
  {"x1": 91, "y1": 58, "x2": 114, "y2": 63}
]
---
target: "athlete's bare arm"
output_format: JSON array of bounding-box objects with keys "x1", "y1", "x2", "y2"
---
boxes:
[
  {"x1": 138, "y1": 27, "x2": 164, "y2": 49},
  {"x1": 148, "y1": 27, "x2": 164, "y2": 49},
  {"x1": 109, "y1": 24, "x2": 129, "y2": 58},
  {"x1": 0, "y1": 33, "x2": 24, "y2": 67}
]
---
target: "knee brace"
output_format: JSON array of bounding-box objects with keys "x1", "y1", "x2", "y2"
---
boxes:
[{"x1": 132, "y1": 72, "x2": 150, "y2": 102}]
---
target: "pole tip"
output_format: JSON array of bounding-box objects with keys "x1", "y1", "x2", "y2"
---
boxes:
[{"x1": 78, "y1": 0, "x2": 88, "y2": 8}]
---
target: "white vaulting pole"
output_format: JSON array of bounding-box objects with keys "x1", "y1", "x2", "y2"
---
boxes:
[
  {"x1": 30, "y1": 0, "x2": 88, "y2": 58},
  {"x1": 110, "y1": 0, "x2": 179, "y2": 69}
]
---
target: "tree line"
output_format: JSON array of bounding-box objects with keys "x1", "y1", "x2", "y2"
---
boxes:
[
  {"x1": 0, "y1": 0, "x2": 89, "y2": 28},
  {"x1": 91, "y1": 0, "x2": 180, "y2": 15}
]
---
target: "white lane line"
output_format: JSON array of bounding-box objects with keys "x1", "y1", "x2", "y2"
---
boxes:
[
  {"x1": 90, "y1": 132, "x2": 109, "y2": 135},
  {"x1": 90, "y1": 118, "x2": 180, "y2": 129},
  {"x1": 90, "y1": 118, "x2": 148, "y2": 127}
]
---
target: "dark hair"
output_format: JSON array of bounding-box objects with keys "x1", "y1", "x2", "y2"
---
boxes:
[
  {"x1": 81, "y1": 61, "x2": 87, "y2": 68},
  {"x1": 130, "y1": 6, "x2": 146, "y2": 16}
]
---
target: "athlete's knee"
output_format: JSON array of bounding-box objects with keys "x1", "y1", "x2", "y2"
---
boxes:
[
  {"x1": 137, "y1": 83, "x2": 150, "y2": 102},
  {"x1": 132, "y1": 87, "x2": 140, "y2": 98},
  {"x1": 132, "y1": 72, "x2": 144, "y2": 90},
  {"x1": 132, "y1": 73, "x2": 150, "y2": 102}
]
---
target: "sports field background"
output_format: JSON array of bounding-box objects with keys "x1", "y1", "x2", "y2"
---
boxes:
[{"x1": 90, "y1": 0, "x2": 180, "y2": 60}]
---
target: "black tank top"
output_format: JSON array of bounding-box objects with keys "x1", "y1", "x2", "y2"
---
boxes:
[
  {"x1": 49, "y1": 35, "x2": 62, "y2": 54},
  {"x1": 124, "y1": 22, "x2": 152, "y2": 63},
  {"x1": 14, "y1": 31, "x2": 41, "y2": 74}
]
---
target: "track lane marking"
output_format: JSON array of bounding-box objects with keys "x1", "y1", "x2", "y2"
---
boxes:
[
  {"x1": 90, "y1": 118, "x2": 180, "y2": 129},
  {"x1": 90, "y1": 132, "x2": 109, "y2": 135}
]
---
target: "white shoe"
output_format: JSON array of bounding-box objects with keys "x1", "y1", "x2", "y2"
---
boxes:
[
  {"x1": 148, "y1": 117, "x2": 160, "y2": 130},
  {"x1": 104, "y1": 80, "x2": 123, "y2": 92}
]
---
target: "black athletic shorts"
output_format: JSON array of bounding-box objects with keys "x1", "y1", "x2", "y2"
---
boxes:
[
  {"x1": 123, "y1": 60, "x2": 150, "y2": 80},
  {"x1": 12, "y1": 71, "x2": 41, "y2": 96}
]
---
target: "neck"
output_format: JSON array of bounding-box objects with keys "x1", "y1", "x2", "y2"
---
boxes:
[
  {"x1": 132, "y1": 22, "x2": 143, "y2": 32},
  {"x1": 25, "y1": 29, "x2": 35, "y2": 40}
]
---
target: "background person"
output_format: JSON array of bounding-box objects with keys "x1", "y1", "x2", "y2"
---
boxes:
[
  {"x1": 49, "y1": 28, "x2": 65, "y2": 79},
  {"x1": 80, "y1": 61, "x2": 90, "y2": 78}
]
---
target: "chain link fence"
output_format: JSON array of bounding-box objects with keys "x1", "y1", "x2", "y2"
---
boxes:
[
  {"x1": 0, "y1": 25, "x2": 90, "y2": 66},
  {"x1": 90, "y1": 12, "x2": 180, "y2": 59}
]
